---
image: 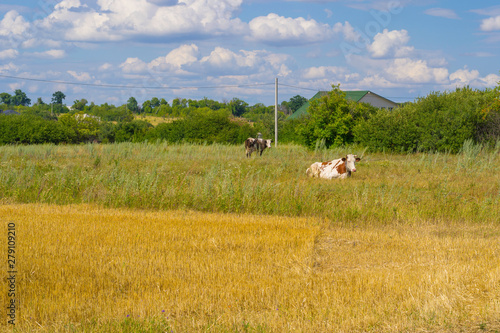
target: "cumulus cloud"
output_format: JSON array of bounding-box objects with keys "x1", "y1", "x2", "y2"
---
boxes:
[
  {"x1": 38, "y1": 0, "x2": 246, "y2": 42},
  {"x1": 55, "y1": 0, "x2": 85, "y2": 10},
  {"x1": 67, "y1": 70, "x2": 92, "y2": 81},
  {"x1": 385, "y1": 58, "x2": 449, "y2": 84},
  {"x1": 449, "y1": 68, "x2": 480, "y2": 84},
  {"x1": 33, "y1": 49, "x2": 66, "y2": 58},
  {"x1": 248, "y1": 13, "x2": 334, "y2": 44},
  {"x1": 118, "y1": 44, "x2": 292, "y2": 80},
  {"x1": 0, "y1": 10, "x2": 32, "y2": 47},
  {"x1": 481, "y1": 73, "x2": 500, "y2": 86},
  {"x1": 99, "y1": 63, "x2": 113, "y2": 71},
  {"x1": 302, "y1": 66, "x2": 349, "y2": 80},
  {"x1": 119, "y1": 57, "x2": 149, "y2": 74},
  {"x1": 0, "y1": 62, "x2": 19, "y2": 74},
  {"x1": 333, "y1": 21, "x2": 360, "y2": 42},
  {"x1": 368, "y1": 29, "x2": 414, "y2": 58},
  {"x1": 448, "y1": 67, "x2": 499, "y2": 87},
  {"x1": 0, "y1": 10, "x2": 30, "y2": 37},
  {"x1": 120, "y1": 45, "x2": 201, "y2": 75},
  {"x1": 424, "y1": 8, "x2": 460, "y2": 20},
  {"x1": 149, "y1": 44, "x2": 200, "y2": 73},
  {"x1": 0, "y1": 49, "x2": 19, "y2": 59},
  {"x1": 201, "y1": 47, "x2": 260, "y2": 69},
  {"x1": 480, "y1": 15, "x2": 500, "y2": 31}
]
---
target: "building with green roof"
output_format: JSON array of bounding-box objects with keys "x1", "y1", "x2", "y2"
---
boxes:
[{"x1": 288, "y1": 90, "x2": 398, "y2": 120}]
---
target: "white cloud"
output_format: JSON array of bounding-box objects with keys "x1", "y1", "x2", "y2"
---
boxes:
[
  {"x1": 368, "y1": 29, "x2": 414, "y2": 58},
  {"x1": 481, "y1": 73, "x2": 500, "y2": 86},
  {"x1": 385, "y1": 58, "x2": 449, "y2": 84},
  {"x1": 449, "y1": 68, "x2": 480, "y2": 84},
  {"x1": 55, "y1": 0, "x2": 84, "y2": 10},
  {"x1": 0, "y1": 10, "x2": 30, "y2": 37},
  {"x1": 448, "y1": 67, "x2": 499, "y2": 87},
  {"x1": 0, "y1": 49, "x2": 19, "y2": 59},
  {"x1": 302, "y1": 66, "x2": 348, "y2": 80},
  {"x1": 33, "y1": 49, "x2": 66, "y2": 58},
  {"x1": 150, "y1": 44, "x2": 200, "y2": 72},
  {"x1": 201, "y1": 47, "x2": 258, "y2": 71},
  {"x1": 248, "y1": 13, "x2": 334, "y2": 44},
  {"x1": 0, "y1": 62, "x2": 19, "y2": 74},
  {"x1": 0, "y1": 10, "x2": 31, "y2": 47},
  {"x1": 99, "y1": 63, "x2": 113, "y2": 71},
  {"x1": 480, "y1": 15, "x2": 500, "y2": 31},
  {"x1": 20, "y1": 38, "x2": 62, "y2": 49},
  {"x1": 39, "y1": 0, "x2": 246, "y2": 42},
  {"x1": 424, "y1": 8, "x2": 460, "y2": 20},
  {"x1": 67, "y1": 70, "x2": 92, "y2": 81},
  {"x1": 333, "y1": 21, "x2": 360, "y2": 42},
  {"x1": 118, "y1": 44, "x2": 293, "y2": 81},
  {"x1": 356, "y1": 74, "x2": 397, "y2": 88},
  {"x1": 119, "y1": 57, "x2": 148, "y2": 74}
]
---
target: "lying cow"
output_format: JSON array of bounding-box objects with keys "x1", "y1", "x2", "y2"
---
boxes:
[
  {"x1": 245, "y1": 137, "x2": 272, "y2": 157},
  {"x1": 306, "y1": 154, "x2": 361, "y2": 179}
]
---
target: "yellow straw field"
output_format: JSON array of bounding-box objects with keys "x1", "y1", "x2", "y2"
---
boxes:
[{"x1": 1, "y1": 203, "x2": 499, "y2": 332}]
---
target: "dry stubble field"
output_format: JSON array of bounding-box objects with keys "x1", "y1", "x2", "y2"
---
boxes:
[{"x1": 1, "y1": 142, "x2": 499, "y2": 332}]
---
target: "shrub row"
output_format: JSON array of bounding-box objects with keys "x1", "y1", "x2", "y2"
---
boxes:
[
  {"x1": 0, "y1": 110, "x2": 256, "y2": 145},
  {"x1": 353, "y1": 87, "x2": 499, "y2": 152}
]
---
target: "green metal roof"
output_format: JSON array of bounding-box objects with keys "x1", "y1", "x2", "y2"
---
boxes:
[{"x1": 287, "y1": 90, "x2": 370, "y2": 120}]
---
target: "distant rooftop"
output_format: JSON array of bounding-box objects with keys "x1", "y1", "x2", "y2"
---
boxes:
[
  {"x1": 0, "y1": 109, "x2": 20, "y2": 115},
  {"x1": 288, "y1": 90, "x2": 397, "y2": 120}
]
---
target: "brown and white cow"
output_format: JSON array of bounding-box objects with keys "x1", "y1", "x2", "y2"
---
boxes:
[
  {"x1": 245, "y1": 137, "x2": 272, "y2": 157},
  {"x1": 306, "y1": 154, "x2": 361, "y2": 179}
]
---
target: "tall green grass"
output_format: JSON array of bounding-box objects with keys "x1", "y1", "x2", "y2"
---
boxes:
[{"x1": 1, "y1": 141, "x2": 499, "y2": 224}]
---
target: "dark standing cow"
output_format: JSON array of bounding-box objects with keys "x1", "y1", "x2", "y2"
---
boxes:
[{"x1": 245, "y1": 137, "x2": 272, "y2": 157}]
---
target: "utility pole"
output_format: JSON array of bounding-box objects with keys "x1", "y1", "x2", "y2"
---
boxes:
[{"x1": 275, "y1": 77, "x2": 278, "y2": 147}]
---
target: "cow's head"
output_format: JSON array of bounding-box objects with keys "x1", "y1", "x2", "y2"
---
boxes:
[
  {"x1": 342, "y1": 154, "x2": 361, "y2": 173},
  {"x1": 265, "y1": 139, "x2": 272, "y2": 148}
]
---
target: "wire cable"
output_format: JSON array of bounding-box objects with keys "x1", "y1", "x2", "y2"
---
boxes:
[
  {"x1": 0, "y1": 73, "x2": 415, "y2": 100},
  {"x1": 0, "y1": 74, "x2": 274, "y2": 90}
]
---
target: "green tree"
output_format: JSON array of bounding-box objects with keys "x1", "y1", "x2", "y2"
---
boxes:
[
  {"x1": 353, "y1": 87, "x2": 494, "y2": 153},
  {"x1": 59, "y1": 111, "x2": 101, "y2": 142},
  {"x1": 142, "y1": 100, "x2": 152, "y2": 114},
  {"x1": 12, "y1": 89, "x2": 31, "y2": 106},
  {"x1": 35, "y1": 97, "x2": 45, "y2": 105},
  {"x1": 127, "y1": 97, "x2": 139, "y2": 113},
  {"x1": 52, "y1": 91, "x2": 66, "y2": 105},
  {"x1": 0, "y1": 93, "x2": 12, "y2": 105},
  {"x1": 229, "y1": 98, "x2": 248, "y2": 117},
  {"x1": 72, "y1": 99, "x2": 88, "y2": 111},
  {"x1": 298, "y1": 85, "x2": 354, "y2": 148},
  {"x1": 150, "y1": 97, "x2": 160, "y2": 108},
  {"x1": 284, "y1": 95, "x2": 307, "y2": 114}
]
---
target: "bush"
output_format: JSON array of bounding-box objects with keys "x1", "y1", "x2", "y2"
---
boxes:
[
  {"x1": 297, "y1": 85, "x2": 378, "y2": 148},
  {"x1": 115, "y1": 120, "x2": 153, "y2": 143},
  {"x1": 146, "y1": 110, "x2": 256, "y2": 144},
  {"x1": 354, "y1": 87, "x2": 496, "y2": 153},
  {"x1": 0, "y1": 114, "x2": 76, "y2": 144}
]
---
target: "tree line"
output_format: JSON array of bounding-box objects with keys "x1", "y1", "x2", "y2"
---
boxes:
[{"x1": 1, "y1": 85, "x2": 499, "y2": 152}]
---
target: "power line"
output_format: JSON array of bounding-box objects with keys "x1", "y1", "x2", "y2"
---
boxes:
[
  {"x1": 278, "y1": 83, "x2": 322, "y2": 92},
  {"x1": 0, "y1": 73, "x2": 416, "y2": 100},
  {"x1": 0, "y1": 74, "x2": 274, "y2": 90}
]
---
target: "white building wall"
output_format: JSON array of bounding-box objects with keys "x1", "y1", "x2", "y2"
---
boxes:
[{"x1": 359, "y1": 92, "x2": 398, "y2": 110}]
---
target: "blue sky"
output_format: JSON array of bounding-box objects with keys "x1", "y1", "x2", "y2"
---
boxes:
[{"x1": 0, "y1": 0, "x2": 499, "y2": 107}]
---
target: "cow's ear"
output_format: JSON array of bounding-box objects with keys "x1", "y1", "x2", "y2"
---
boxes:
[
  {"x1": 356, "y1": 157, "x2": 361, "y2": 162},
  {"x1": 342, "y1": 157, "x2": 346, "y2": 161}
]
